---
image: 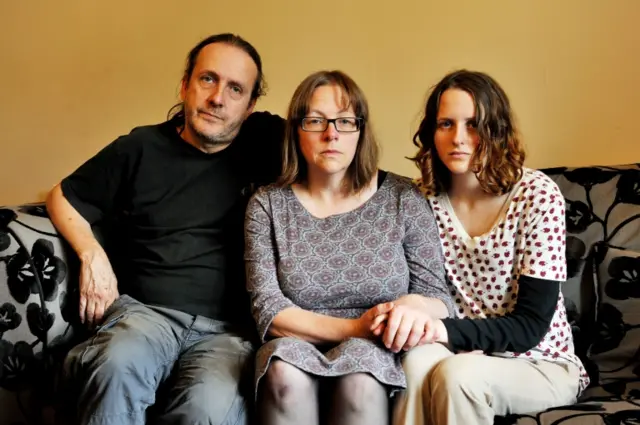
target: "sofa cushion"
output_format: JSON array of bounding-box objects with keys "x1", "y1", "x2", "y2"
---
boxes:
[
  {"x1": 589, "y1": 245, "x2": 640, "y2": 386},
  {"x1": 497, "y1": 380, "x2": 640, "y2": 424},
  {"x1": 542, "y1": 165, "x2": 640, "y2": 326},
  {"x1": 498, "y1": 401, "x2": 640, "y2": 425},
  {"x1": 0, "y1": 204, "x2": 77, "y2": 424},
  {"x1": 542, "y1": 165, "x2": 640, "y2": 383}
]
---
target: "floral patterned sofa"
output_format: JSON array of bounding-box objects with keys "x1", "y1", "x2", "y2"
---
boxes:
[{"x1": 1, "y1": 163, "x2": 639, "y2": 425}]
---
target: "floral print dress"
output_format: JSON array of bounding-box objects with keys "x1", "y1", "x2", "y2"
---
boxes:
[{"x1": 244, "y1": 173, "x2": 453, "y2": 396}]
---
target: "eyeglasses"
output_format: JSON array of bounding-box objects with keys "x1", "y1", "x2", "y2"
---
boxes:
[{"x1": 300, "y1": 117, "x2": 364, "y2": 133}]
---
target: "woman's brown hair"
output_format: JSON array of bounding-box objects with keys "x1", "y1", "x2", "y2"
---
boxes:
[
  {"x1": 279, "y1": 70, "x2": 379, "y2": 194},
  {"x1": 410, "y1": 69, "x2": 525, "y2": 196}
]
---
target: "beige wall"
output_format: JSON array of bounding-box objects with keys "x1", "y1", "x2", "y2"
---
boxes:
[{"x1": 1, "y1": 0, "x2": 639, "y2": 205}]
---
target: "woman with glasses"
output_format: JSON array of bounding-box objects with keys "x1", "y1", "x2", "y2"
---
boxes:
[
  {"x1": 393, "y1": 70, "x2": 588, "y2": 425},
  {"x1": 244, "y1": 70, "x2": 454, "y2": 425}
]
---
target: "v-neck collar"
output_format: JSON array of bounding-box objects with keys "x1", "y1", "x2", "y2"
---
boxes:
[{"x1": 439, "y1": 188, "x2": 517, "y2": 244}]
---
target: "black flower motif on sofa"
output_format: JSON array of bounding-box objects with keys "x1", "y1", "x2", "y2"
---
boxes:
[
  {"x1": 566, "y1": 200, "x2": 594, "y2": 234},
  {"x1": 60, "y1": 289, "x2": 80, "y2": 325},
  {"x1": 0, "y1": 208, "x2": 14, "y2": 252},
  {"x1": 0, "y1": 303, "x2": 22, "y2": 335},
  {"x1": 591, "y1": 303, "x2": 628, "y2": 356},
  {"x1": 17, "y1": 205, "x2": 49, "y2": 219},
  {"x1": 565, "y1": 167, "x2": 618, "y2": 189},
  {"x1": 566, "y1": 236, "x2": 587, "y2": 278},
  {"x1": 26, "y1": 303, "x2": 54, "y2": 341},
  {"x1": 616, "y1": 170, "x2": 640, "y2": 205},
  {"x1": 603, "y1": 409, "x2": 640, "y2": 425},
  {"x1": 605, "y1": 256, "x2": 640, "y2": 301},
  {"x1": 0, "y1": 208, "x2": 17, "y2": 229},
  {"x1": 0, "y1": 230, "x2": 10, "y2": 252},
  {"x1": 0, "y1": 339, "x2": 36, "y2": 391},
  {"x1": 6, "y1": 239, "x2": 67, "y2": 304},
  {"x1": 591, "y1": 302, "x2": 640, "y2": 382}
]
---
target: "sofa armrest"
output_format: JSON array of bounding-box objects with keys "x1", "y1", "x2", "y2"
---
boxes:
[{"x1": 0, "y1": 204, "x2": 81, "y2": 390}]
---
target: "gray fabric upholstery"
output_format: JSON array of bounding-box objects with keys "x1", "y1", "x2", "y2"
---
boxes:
[
  {"x1": 499, "y1": 164, "x2": 640, "y2": 425},
  {"x1": 1, "y1": 163, "x2": 640, "y2": 425}
]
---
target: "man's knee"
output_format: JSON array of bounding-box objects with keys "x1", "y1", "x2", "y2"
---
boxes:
[
  {"x1": 65, "y1": 312, "x2": 169, "y2": 397},
  {"x1": 78, "y1": 334, "x2": 147, "y2": 376},
  {"x1": 170, "y1": 380, "x2": 248, "y2": 425},
  {"x1": 262, "y1": 360, "x2": 315, "y2": 410},
  {"x1": 334, "y1": 373, "x2": 385, "y2": 413}
]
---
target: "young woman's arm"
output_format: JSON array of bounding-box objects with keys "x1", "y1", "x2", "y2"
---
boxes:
[
  {"x1": 438, "y1": 181, "x2": 568, "y2": 353},
  {"x1": 440, "y1": 275, "x2": 559, "y2": 352}
]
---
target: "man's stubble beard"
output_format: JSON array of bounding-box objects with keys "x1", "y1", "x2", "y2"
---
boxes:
[{"x1": 187, "y1": 108, "x2": 245, "y2": 151}]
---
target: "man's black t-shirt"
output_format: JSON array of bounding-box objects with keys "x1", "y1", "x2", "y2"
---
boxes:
[{"x1": 61, "y1": 112, "x2": 284, "y2": 322}]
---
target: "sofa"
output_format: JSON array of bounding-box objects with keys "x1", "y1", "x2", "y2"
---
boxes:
[{"x1": 1, "y1": 163, "x2": 639, "y2": 425}]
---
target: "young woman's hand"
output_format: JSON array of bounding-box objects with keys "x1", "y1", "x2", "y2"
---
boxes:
[
  {"x1": 379, "y1": 305, "x2": 440, "y2": 353},
  {"x1": 370, "y1": 294, "x2": 427, "y2": 337}
]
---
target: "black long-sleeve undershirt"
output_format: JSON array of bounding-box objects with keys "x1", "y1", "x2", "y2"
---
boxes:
[{"x1": 442, "y1": 275, "x2": 560, "y2": 353}]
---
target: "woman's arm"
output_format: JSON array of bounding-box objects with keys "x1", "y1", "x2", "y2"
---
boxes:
[
  {"x1": 269, "y1": 303, "x2": 393, "y2": 344},
  {"x1": 402, "y1": 185, "x2": 455, "y2": 319},
  {"x1": 377, "y1": 183, "x2": 455, "y2": 352},
  {"x1": 438, "y1": 275, "x2": 559, "y2": 352},
  {"x1": 244, "y1": 189, "x2": 389, "y2": 344},
  {"x1": 437, "y1": 182, "x2": 568, "y2": 353}
]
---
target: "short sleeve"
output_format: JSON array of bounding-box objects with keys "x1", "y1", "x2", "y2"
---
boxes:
[
  {"x1": 520, "y1": 181, "x2": 567, "y2": 281},
  {"x1": 60, "y1": 137, "x2": 131, "y2": 224}
]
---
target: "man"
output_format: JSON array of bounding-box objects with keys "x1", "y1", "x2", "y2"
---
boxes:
[{"x1": 47, "y1": 33, "x2": 284, "y2": 425}]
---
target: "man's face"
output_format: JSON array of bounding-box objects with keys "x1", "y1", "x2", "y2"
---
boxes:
[{"x1": 180, "y1": 42, "x2": 258, "y2": 153}]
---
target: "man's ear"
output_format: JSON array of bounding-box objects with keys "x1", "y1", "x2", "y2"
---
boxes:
[
  {"x1": 246, "y1": 98, "x2": 256, "y2": 116},
  {"x1": 179, "y1": 78, "x2": 188, "y2": 102}
]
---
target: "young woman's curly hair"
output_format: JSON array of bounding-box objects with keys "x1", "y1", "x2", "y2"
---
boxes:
[{"x1": 410, "y1": 70, "x2": 525, "y2": 196}]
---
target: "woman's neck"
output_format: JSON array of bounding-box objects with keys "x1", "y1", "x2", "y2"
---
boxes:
[
  {"x1": 448, "y1": 172, "x2": 489, "y2": 203},
  {"x1": 304, "y1": 169, "x2": 350, "y2": 202}
]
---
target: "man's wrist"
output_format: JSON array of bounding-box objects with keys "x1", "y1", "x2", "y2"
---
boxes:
[{"x1": 77, "y1": 243, "x2": 106, "y2": 263}]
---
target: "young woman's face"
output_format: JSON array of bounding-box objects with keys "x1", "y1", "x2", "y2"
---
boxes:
[{"x1": 433, "y1": 89, "x2": 480, "y2": 176}]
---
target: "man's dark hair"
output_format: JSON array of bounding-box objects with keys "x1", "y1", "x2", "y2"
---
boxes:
[{"x1": 168, "y1": 33, "x2": 266, "y2": 122}]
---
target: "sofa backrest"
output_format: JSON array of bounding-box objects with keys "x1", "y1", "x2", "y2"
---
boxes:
[{"x1": 541, "y1": 164, "x2": 640, "y2": 369}]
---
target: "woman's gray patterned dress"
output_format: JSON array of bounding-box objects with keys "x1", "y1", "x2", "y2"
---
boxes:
[{"x1": 244, "y1": 172, "x2": 453, "y2": 395}]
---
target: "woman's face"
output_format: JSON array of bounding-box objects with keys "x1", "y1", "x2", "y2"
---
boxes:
[
  {"x1": 433, "y1": 88, "x2": 480, "y2": 176},
  {"x1": 298, "y1": 84, "x2": 361, "y2": 178}
]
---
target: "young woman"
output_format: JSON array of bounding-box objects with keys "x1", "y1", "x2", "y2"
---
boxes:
[{"x1": 392, "y1": 70, "x2": 589, "y2": 425}]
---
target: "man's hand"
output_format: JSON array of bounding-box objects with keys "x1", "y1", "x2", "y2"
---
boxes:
[
  {"x1": 78, "y1": 249, "x2": 119, "y2": 328},
  {"x1": 353, "y1": 302, "x2": 395, "y2": 339}
]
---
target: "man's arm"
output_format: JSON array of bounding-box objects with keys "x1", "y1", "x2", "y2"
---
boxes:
[
  {"x1": 47, "y1": 135, "x2": 132, "y2": 327},
  {"x1": 46, "y1": 184, "x2": 119, "y2": 328},
  {"x1": 47, "y1": 184, "x2": 104, "y2": 258}
]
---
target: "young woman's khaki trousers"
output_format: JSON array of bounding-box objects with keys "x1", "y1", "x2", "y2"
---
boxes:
[{"x1": 393, "y1": 343, "x2": 581, "y2": 425}]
